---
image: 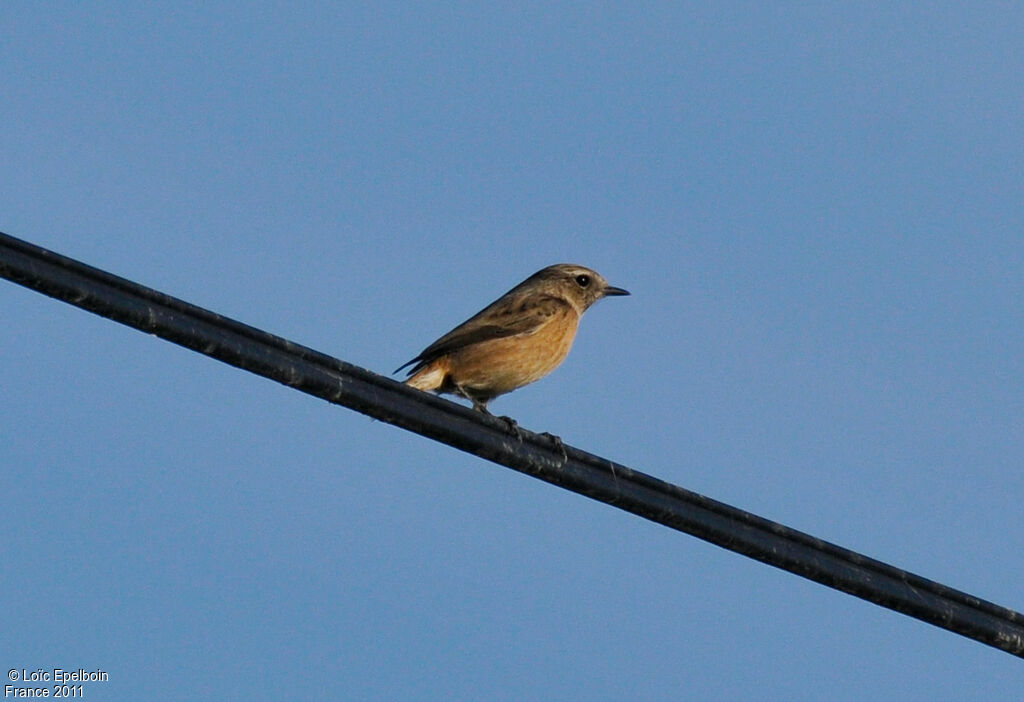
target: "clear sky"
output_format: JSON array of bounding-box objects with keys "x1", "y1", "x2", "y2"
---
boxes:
[{"x1": 3, "y1": 3, "x2": 1023, "y2": 700}]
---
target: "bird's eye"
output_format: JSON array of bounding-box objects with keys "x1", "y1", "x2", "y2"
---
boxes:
[{"x1": 575, "y1": 274, "x2": 591, "y2": 288}]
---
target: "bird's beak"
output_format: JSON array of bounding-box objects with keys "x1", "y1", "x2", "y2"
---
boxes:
[{"x1": 603, "y1": 286, "x2": 630, "y2": 297}]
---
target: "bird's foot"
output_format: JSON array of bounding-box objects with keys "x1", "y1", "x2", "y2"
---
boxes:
[
  {"x1": 498, "y1": 415, "x2": 524, "y2": 442},
  {"x1": 540, "y1": 431, "x2": 568, "y2": 466}
]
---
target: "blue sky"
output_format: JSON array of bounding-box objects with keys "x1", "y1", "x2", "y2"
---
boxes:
[{"x1": 3, "y1": 3, "x2": 1023, "y2": 699}]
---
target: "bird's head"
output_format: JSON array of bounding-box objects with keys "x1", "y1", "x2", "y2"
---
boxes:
[{"x1": 527, "y1": 264, "x2": 630, "y2": 312}]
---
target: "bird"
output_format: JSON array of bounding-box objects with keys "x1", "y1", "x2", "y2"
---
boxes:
[{"x1": 395, "y1": 264, "x2": 629, "y2": 414}]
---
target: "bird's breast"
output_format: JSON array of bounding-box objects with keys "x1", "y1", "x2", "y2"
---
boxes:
[{"x1": 448, "y1": 309, "x2": 580, "y2": 396}]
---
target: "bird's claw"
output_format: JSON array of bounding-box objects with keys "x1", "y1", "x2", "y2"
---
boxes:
[
  {"x1": 540, "y1": 431, "x2": 568, "y2": 466},
  {"x1": 498, "y1": 415, "x2": 524, "y2": 442}
]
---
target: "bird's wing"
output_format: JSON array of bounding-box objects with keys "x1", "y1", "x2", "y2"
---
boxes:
[{"x1": 395, "y1": 294, "x2": 572, "y2": 374}]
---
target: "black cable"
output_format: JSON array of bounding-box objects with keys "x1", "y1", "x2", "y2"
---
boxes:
[{"x1": 2, "y1": 230, "x2": 1022, "y2": 659}]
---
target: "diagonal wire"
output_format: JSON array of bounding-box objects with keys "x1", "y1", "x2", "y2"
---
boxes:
[{"x1": 2, "y1": 230, "x2": 1022, "y2": 659}]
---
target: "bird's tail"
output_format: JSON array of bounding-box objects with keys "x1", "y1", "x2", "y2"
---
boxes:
[{"x1": 405, "y1": 361, "x2": 446, "y2": 391}]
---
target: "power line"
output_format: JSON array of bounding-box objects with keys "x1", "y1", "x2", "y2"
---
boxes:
[{"x1": 2, "y1": 230, "x2": 1022, "y2": 659}]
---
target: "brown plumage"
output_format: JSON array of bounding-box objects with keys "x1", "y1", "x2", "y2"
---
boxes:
[{"x1": 396, "y1": 264, "x2": 629, "y2": 413}]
